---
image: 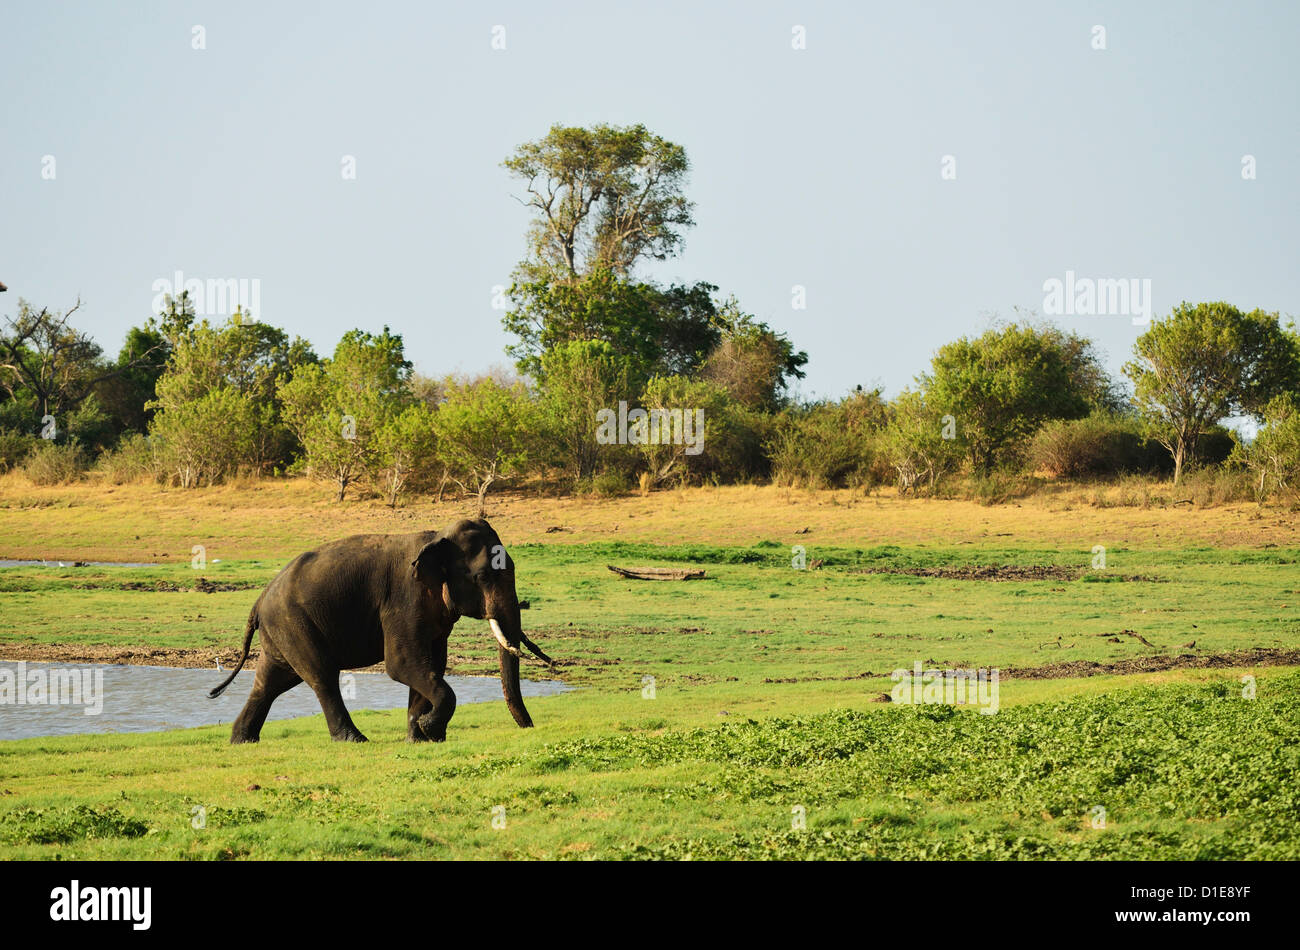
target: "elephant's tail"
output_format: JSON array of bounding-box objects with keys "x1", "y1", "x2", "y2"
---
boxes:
[{"x1": 209, "y1": 599, "x2": 259, "y2": 698}]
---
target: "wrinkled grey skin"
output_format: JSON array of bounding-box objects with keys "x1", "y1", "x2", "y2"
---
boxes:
[{"x1": 210, "y1": 518, "x2": 551, "y2": 743}]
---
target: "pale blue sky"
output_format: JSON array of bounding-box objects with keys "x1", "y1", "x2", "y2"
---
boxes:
[{"x1": 3, "y1": 1, "x2": 1297, "y2": 400}]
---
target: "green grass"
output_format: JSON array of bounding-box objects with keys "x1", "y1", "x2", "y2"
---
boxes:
[
  {"x1": 2, "y1": 542, "x2": 1296, "y2": 684},
  {"x1": 1, "y1": 538, "x2": 1297, "y2": 859},
  {"x1": 0, "y1": 670, "x2": 1294, "y2": 859}
]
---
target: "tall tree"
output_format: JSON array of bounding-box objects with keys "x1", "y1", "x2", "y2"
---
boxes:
[
  {"x1": 0, "y1": 299, "x2": 110, "y2": 419},
  {"x1": 503, "y1": 123, "x2": 694, "y2": 281},
  {"x1": 1124, "y1": 302, "x2": 1300, "y2": 483},
  {"x1": 503, "y1": 267, "x2": 721, "y2": 386}
]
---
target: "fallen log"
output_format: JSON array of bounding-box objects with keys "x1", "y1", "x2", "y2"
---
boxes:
[{"x1": 607, "y1": 565, "x2": 707, "y2": 581}]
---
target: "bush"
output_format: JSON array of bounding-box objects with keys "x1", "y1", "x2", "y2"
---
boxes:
[
  {"x1": 1231, "y1": 395, "x2": 1300, "y2": 499},
  {"x1": 639, "y1": 375, "x2": 766, "y2": 487},
  {"x1": 591, "y1": 471, "x2": 632, "y2": 497},
  {"x1": 767, "y1": 389, "x2": 889, "y2": 489},
  {"x1": 21, "y1": 439, "x2": 90, "y2": 485},
  {"x1": 1028, "y1": 412, "x2": 1160, "y2": 478},
  {"x1": 1175, "y1": 467, "x2": 1254, "y2": 506},
  {"x1": 96, "y1": 433, "x2": 158, "y2": 484},
  {"x1": 878, "y1": 390, "x2": 963, "y2": 494},
  {"x1": 966, "y1": 470, "x2": 1042, "y2": 506},
  {"x1": 0, "y1": 428, "x2": 37, "y2": 473}
]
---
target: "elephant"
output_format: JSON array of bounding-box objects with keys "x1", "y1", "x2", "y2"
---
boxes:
[{"x1": 208, "y1": 518, "x2": 553, "y2": 743}]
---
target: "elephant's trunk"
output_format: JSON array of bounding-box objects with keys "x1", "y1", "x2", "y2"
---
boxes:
[
  {"x1": 497, "y1": 643, "x2": 533, "y2": 728},
  {"x1": 490, "y1": 597, "x2": 555, "y2": 728}
]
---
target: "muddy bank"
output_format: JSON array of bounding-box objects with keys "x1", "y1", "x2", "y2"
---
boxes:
[
  {"x1": 999, "y1": 646, "x2": 1300, "y2": 680},
  {"x1": 0, "y1": 642, "x2": 566, "y2": 678},
  {"x1": 763, "y1": 647, "x2": 1300, "y2": 685},
  {"x1": 850, "y1": 564, "x2": 1161, "y2": 582},
  {"x1": 0, "y1": 644, "x2": 339, "y2": 671}
]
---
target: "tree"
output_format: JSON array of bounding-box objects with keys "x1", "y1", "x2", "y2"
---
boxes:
[
  {"x1": 503, "y1": 267, "x2": 722, "y2": 387},
  {"x1": 280, "y1": 327, "x2": 409, "y2": 501},
  {"x1": 0, "y1": 299, "x2": 162, "y2": 430},
  {"x1": 147, "y1": 313, "x2": 316, "y2": 480},
  {"x1": 94, "y1": 323, "x2": 172, "y2": 437},
  {"x1": 432, "y1": 377, "x2": 535, "y2": 515},
  {"x1": 700, "y1": 299, "x2": 808, "y2": 411},
  {"x1": 1232, "y1": 395, "x2": 1300, "y2": 496},
  {"x1": 148, "y1": 387, "x2": 262, "y2": 488},
  {"x1": 636, "y1": 375, "x2": 742, "y2": 486},
  {"x1": 374, "y1": 403, "x2": 438, "y2": 507},
  {"x1": 880, "y1": 390, "x2": 963, "y2": 494},
  {"x1": 503, "y1": 123, "x2": 694, "y2": 281},
  {"x1": 1124, "y1": 302, "x2": 1300, "y2": 483},
  {"x1": 924, "y1": 323, "x2": 1108, "y2": 473},
  {"x1": 765, "y1": 388, "x2": 888, "y2": 488},
  {"x1": 536, "y1": 339, "x2": 633, "y2": 480}
]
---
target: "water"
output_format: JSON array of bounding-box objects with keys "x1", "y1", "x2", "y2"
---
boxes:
[
  {"x1": 0, "y1": 661, "x2": 571, "y2": 741},
  {"x1": 0, "y1": 560, "x2": 157, "y2": 568}
]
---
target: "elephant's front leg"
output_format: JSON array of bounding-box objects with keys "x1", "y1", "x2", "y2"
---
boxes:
[
  {"x1": 393, "y1": 635, "x2": 455, "y2": 742},
  {"x1": 407, "y1": 688, "x2": 434, "y2": 742},
  {"x1": 414, "y1": 677, "x2": 456, "y2": 741}
]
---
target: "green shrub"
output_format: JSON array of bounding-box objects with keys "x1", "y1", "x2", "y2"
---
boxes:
[
  {"x1": 96, "y1": 433, "x2": 158, "y2": 484},
  {"x1": 878, "y1": 390, "x2": 963, "y2": 494},
  {"x1": 1028, "y1": 411, "x2": 1164, "y2": 478},
  {"x1": 0, "y1": 428, "x2": 37, "y2": 473},
  {"x1": 21, "y1": 439, "x2": 90, "y2": 485},
  {"x1": 591, "y1": 471, "x2": 632, "y2": 497},
  {"x1": 1232, "y1": 395, "x2": 1300, "y2": 499},
  {"x1": 767, "y1": 389, "x2": 889, "y2": 489}
]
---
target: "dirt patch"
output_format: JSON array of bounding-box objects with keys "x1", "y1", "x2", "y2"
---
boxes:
[
  {"x1": 1000, "y1": 647, "x2": 1300, "y2": 680},
  {"x1": 0, "y1": 644, "x2": 276, "y2": 670},
  {"x1": 851, "y1": 564, "x2": 1160, "y2": 582},
  {"x1": 69, "y1": 578, "x2": 259, "y2": 593},
  {"x1": 763, "y1": 647, "x2": 1300, "y2": 685},
  {"x1": 853, "y1": 565, "x2": 1082, "y2": 581}
]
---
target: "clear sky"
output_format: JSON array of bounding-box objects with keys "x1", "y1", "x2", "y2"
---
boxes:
[{"x1": 3, "y1": 1, "x2": 1297, "y2": 401}]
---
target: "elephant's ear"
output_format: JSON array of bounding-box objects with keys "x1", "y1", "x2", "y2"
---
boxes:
[{"x1": 411, "y1": 537, "x2": 464, "y2": 589}]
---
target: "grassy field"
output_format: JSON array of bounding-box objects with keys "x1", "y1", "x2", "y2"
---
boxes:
[{"x1": 1, "y1": 476, "x2": 1297, "y2": 859}]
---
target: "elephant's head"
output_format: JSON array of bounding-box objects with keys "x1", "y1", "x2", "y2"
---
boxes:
[{"x1": 411, "y1": 518, "x2": 553, "y2": 728}]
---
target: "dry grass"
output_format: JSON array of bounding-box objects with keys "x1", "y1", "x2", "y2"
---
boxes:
[{"x1": 0, "y1": 471, "x2": 1294, "y2": 562}]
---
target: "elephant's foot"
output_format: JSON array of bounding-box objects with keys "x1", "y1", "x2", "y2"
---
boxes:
[
  {"x1": 406, "y1": 721, "x2": 435, "y2": 742},
  {"x1": 331, "y1": 727, "x2": 368, "y2": 743},
  {"x1": 416, "y1": 711, "x2": 448, "y2": 742},
  {"x1": 230, "y1": 733, "x2": 260, "y2": 745}
]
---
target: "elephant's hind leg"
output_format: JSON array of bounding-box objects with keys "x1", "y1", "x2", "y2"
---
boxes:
[
  {"x1": 231, "y1": 657, "x2": 302, "y2": 744},
  {"x1": 305, "y1": 675, "x2": 368, "y2": 742}
]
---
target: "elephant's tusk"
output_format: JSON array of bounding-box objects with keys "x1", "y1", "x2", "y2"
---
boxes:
[{"x1": 490, "y1": 619, "x2": 525, "y2": 658}]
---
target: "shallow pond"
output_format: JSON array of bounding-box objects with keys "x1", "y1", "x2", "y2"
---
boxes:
[
  {"x1": 0, "y1": 661, "x2": 571, "y2": 741},
  {"x1": 0, "y1": 560, "x2": 158, "y2": 568}
]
